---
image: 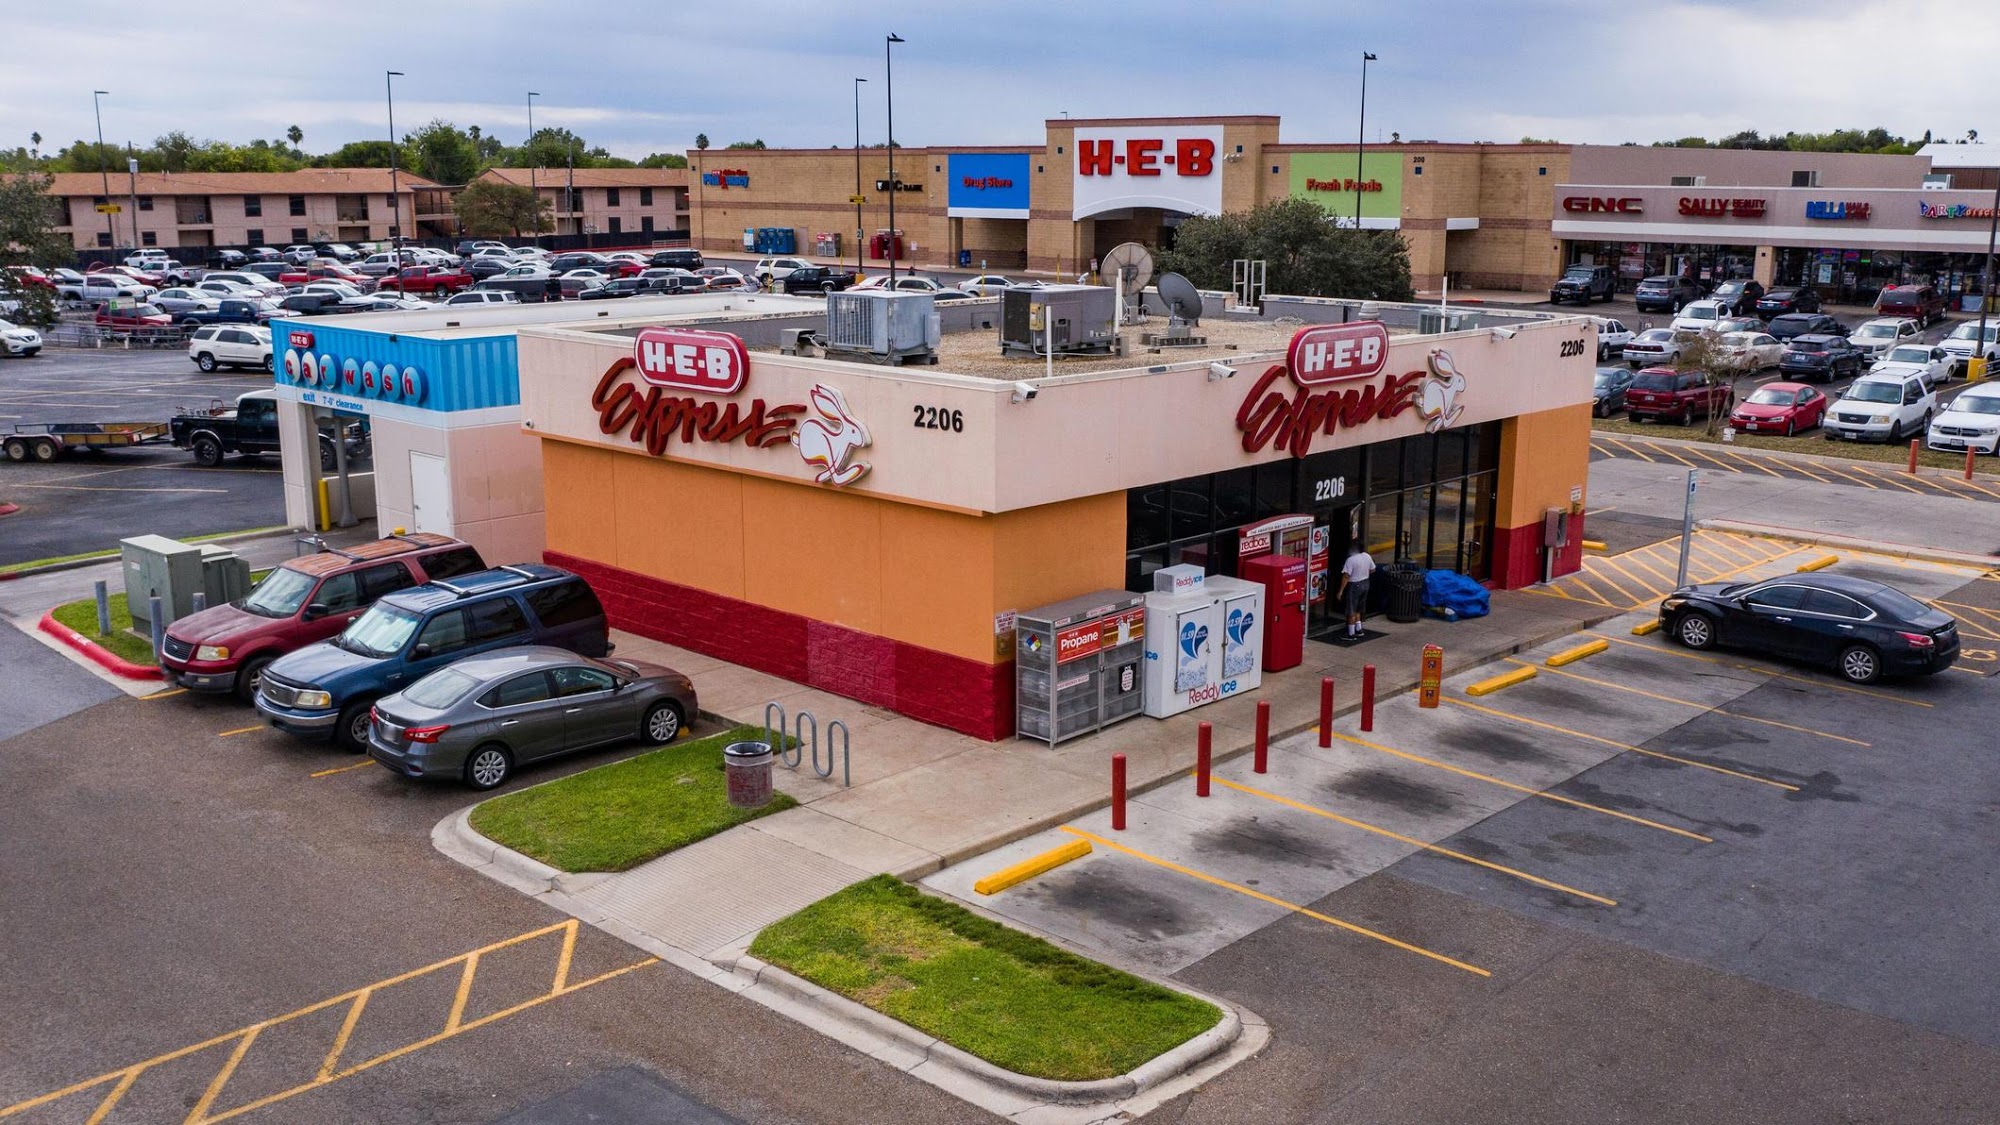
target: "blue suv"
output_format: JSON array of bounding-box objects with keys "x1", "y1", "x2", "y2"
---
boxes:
[{"x1": 255, "y1": 565, "x2": 611, "y2": 750}]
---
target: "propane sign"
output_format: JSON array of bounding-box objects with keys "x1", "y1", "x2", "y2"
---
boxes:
[{"x1": 1071, "y1": 124, "x2": 1224, "y2": 220}]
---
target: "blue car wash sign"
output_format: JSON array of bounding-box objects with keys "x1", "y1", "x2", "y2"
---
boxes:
[{"x1": 948, "y1": 153, "x2": 1031, "y2": 219}]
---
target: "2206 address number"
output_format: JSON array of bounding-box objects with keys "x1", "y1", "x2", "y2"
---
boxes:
[{"x1": 913, "y1": 405, "x2": 964, "y2": 433}]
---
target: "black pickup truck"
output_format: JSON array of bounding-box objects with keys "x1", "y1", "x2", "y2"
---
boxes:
[
  {"x1": 171, "y1": 391, "x2": 366, "y2": 471},
  {"x1": 176, "y1": 297, "x2": 282, "y2": 327},
  {"x1": 781, "y1": 266, "x2": 858, "y2": 295}
]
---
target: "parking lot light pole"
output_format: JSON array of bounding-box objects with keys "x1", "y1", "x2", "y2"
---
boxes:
[
  {"x1": 1976, "y1": 165, "x2": 2000, "y2": 375},
  {"x1": 854, "y1": 77, "x2": 867, "y2": 279},
  {"x1": 386, "y1": 71, "x2": 404, "y2": 258},
  {"x1": 126, "y1": 149, "x2": 140, "y2": 251},
  {"x1": 1355, "y1": 52, "x2": 1376, "y2": 231},
  {"x1": 91, "y1": 91, "x2": 114, "y2": 253},
  {"x1": 885, "y1": 33, "x2": 903, "y2": 282},
  {"x1": 527, "y1": 92, "x2": 541, "y2": 241},
  {"x1": 1675, "y1": 469, "x2": 1698, "y2": 588}
]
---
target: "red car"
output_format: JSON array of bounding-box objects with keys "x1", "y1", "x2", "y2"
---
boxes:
[
  {"x1": 94, "y1": 301, "x2": 173, "y2": 329},
  {"x1": 90, "y1": 263, "x2": 164, "y2": 287},
  {"x1": 279, "y1": 264, "x2": 376, "y2": 291},
  {"x1": 1728, "y1": 381, "x2": 1828, "y2": 437},
  {"x1": 1623, "y1": 365, "x2": 1736, "y2": 425},
  {"x1": 376, "y1": 265, "x2": 474, "y2": 296},
  {"x1": 1875, "y1": 284, "x2": 1947, "y2": 328},
  {"x1": 159, "y1": 533, "x2": 485, "y2": 698},
  {"x1": 5, "y1": 265, "x2": 55, "y2": 290}
]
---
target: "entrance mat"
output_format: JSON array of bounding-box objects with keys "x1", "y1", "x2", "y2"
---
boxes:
[{"x1": 1321, "y1": 628, "x2": 1389, "y2": 647}]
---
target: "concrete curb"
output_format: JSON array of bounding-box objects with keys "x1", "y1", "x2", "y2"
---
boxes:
[
  {"x1": 0, "y1": 525, "x2": 303, "y2": 582},
  {"x1": 1699, "y1": 519, "x2": 2000, "y2": 570},
  {"x1": 724, "y1": 952, "x2": 1268, "y2": 1121},
  {"x1": 36, "y1": 609, "x2": 163, "y2": 680},
  {"x1": 1599, "y1": 428, "x2": 2000, "y2": 482},
  {"x1": 0, "y1": 503, "x2": 18, "y2": 519}
]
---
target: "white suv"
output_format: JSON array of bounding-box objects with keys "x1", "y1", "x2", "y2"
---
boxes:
[
  {"x1": 442, "y1": 290, "x2": 519, "y2": 306},
  {"x1": 1939, "y1": 321, "x2": 2000, "y2": 378},
  {"x1": 1847, "y1": 317, "x2": 1920, "y2": 359},
  {"x1": 1824, "y1": 372, "x2": 1936, "y2": 444},
  {"x1": 1928, "y1": 383, "x2": 2000, "y2": 455},
  {"x1": 753, "y1": 257, "x2": 814, "y2": 283},
  {"x1": 1668, "y1": 299, "x2": 1731, "y2": 334},
  {"x1": 187, "y1": 324, "x2": 273, "y2": 373}
]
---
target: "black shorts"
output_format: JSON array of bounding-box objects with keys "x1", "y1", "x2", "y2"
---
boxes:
[{"x1": 1344, "y1": 580, "x2": 1370, "y2": 615}]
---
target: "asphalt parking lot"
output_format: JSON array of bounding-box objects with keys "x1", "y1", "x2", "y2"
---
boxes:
[
  {"x1": 928, "y1": 556, "x2": 2000, "y2": 1123},
  {"x1": 0, "y1": 350, "x2": 292, "y2": 565},
  {"x1": 0, "y1": 639, "x2": 977, "y2": 1125}
]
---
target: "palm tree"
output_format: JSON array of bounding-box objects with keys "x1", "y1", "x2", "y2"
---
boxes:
[
  {"x1": 287, "y1": 125, "x2": 304, "y2": 146},
  {"x1": 695, "y1": 133, "x2": 709, "y2": 151}
]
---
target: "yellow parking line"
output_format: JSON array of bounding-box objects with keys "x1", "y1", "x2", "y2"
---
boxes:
[
  {"x1": 1617, "y1": 548, "x2": 1682, "y2": 591},
  {"x1": 1602, "y1": 438, "x2": 1658, "y2": 462},
  {"x1": 1680, "y1": 445, "x2": 1746, "y2": 475},
  {"x1": 1508, "y1": 660, "x2": 1871, "y2": 748},
  {"x1": 1558, "y1": 571, "x2": 1622, "y2": 607},
  {"x1": 1059, "y1": 826, "x2": 1491, "y2": 977},
  {"x1": 1460, "y1": 688, "x2": 1799, "y2": 790},
  {"x1": 1779, "y1": 458, "x2": 1835, "y2": 483},
  {"x1": 309, "y1": 761, "x2": 375, "y2": 779},
  {"x1": 1811, "y1": 458, "x2": 1890, "y2": 491},
  {"x1": 1724, "y1": 449, "x2": 1787, "y2": 478},
  {"x1": 1323, "y1": 730, "x2": 1713, "y2": 843},
  {"x1": 1584, "y1": 633, "x2": 1933, "y2": 707},
  {"x1": 1696, "y1": 534, "x2": 1761, "y2": 566},
  {"x1": 1935, "y1": 599, "x2": 2000, "y2": 626},
  {"x1": 1942, "y1": 474, "x2": 2000, "y2": 501},
  {"x1": 1645, "y1": 442, "x2": 1701, "y2": 468},
  {"x1": 217, "y1": 726, "x2": 263, "y2": 738},
  {"x1": 1584, "y1": 557, "x2": 1655, "y2": 603},
  {"x1": 1850, "y1": 465, "x2": 1925, "y2": 495},
  {"x1": 1213, "y1": 778, "x2": 1617, "y2": 907},
  {"x1": 141, "y1": 688, "x2": 186, "y2": 701}
]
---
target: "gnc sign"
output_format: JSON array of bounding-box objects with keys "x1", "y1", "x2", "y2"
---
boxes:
[
  {"x1": 632, "y1": 327, "x2": 749, "y2": 395},
  {"x1": 1286, "y1": 322, "x2": 1389, "y2": 387},
  {"x1": 1562, "y1": 196, "x2": 1643, "y2": 214}
]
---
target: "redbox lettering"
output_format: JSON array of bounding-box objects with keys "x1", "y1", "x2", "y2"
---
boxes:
[
  {"x1": 1286, "y1": 322, "x2": 1390, "y2": 387},
  {"x1": 632, "y1": 327, "x2": 749, "y2": 395}
]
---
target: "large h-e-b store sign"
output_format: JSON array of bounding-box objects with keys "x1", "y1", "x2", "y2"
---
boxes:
[{"x1": 1071, "y1": 125, "x2": 1224, "y2": 220}]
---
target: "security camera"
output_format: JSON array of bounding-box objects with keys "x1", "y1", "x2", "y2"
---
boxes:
[
  {"x1": 1208, "y1": 361, "x2": 1235, "y2": 381},
  {"x1": 1011, "y1": 381, "x2": 1038, "y2": 404},
  {"x1": 1489, "y1": 326, "x2": 1518, "y2": 341}
]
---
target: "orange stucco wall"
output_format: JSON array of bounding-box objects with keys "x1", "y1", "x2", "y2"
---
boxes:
[
  {"x1": 542, "y1": 439, "x2": 1125, "y2": 663},
  {"x1": 1495, "y1": 403, "x2": 1593, "y2": 527}
]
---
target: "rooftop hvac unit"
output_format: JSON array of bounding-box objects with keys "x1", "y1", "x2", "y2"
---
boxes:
[
  {"x1": 1000, "y1": 285, "x2": 1117, "y2": 356},
  {"x1": 823, "y1": 290, "x2": 941, "y2": 365},
  {"x1": 1418, "y1": 309, "x2": 1482, "y2": 333}
]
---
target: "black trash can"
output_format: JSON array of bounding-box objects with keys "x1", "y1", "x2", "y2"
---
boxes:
[{"x1": 1384, "y1": 563, "x2": 1425, "y2": 624}]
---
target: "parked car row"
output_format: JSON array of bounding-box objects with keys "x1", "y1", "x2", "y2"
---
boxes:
[{"x1": 159, "y1": 534, "x2": 698, "y2": 790}]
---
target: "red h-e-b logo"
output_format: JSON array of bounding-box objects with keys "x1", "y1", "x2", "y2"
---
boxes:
[
  {"x1": 631, "y1": 327, "x2": 750, "y2": 395},
  {"x1": 1077, "y1": 137, "x2": 1216, "y2": 178},
  {"x1": 1286, "y1": 322, "x2": 1390, "y2": 387}
]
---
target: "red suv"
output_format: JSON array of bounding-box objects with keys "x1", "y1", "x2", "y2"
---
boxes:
[
  {"x1": 1624, "y1": 365, "x2": 1735, "y2": 425},
  {"x1": 160, "y1": 533, "x2": 485, "y2": 699},
  {"x1": 1875, "y1": 285, "x2": 1947, "y2": 328}
]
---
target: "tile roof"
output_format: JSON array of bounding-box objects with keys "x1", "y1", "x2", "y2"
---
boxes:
[
  {"x1": 40, "y1": 169, "x2": 442, "y2": 197},
  {"x1": 478, "y1": 167, "x2": 689, "y2": 189}
]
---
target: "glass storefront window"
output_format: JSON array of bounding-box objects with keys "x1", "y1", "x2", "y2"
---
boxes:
[
  {"x1": 1367, "y1": 440, "x2": 1402, "y2": 497},
  {"x1": 1462, "y1": 473, "x2": 1494, "y2": 575},
  {"x1": 1431, "y1": 480, "x2": 1464, "y2": 571},
  {"x1": 1434, "y1": 430, "x2": 1467, "y2": 482},
  {"x1": 1127, "y1": 486, "x2": 1168, "y2": 552},
  {"x1": 1211, "y1": 467, "x2": 1257, "y2": 531},
  {"x1": 1169, "y1": 476, "x2": 1209, "y2": 541},
  {"x1": 1362, "y1": 496, "x2": 1399, "y2": 563}
]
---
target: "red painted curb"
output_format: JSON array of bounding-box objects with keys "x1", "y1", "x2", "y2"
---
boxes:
[
  {"x1": 0, "y1": 503, "x2": 18, "y2": 518},
  {"x1": 36, "y1": 610, "x2": 165, "y2": 680}
]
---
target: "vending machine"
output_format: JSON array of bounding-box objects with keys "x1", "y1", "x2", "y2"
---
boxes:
[
  {"x1": 1239, "y1": 553, "x2": 1306, "y2": 671},
  {"x1": 1141, "y1": 591, "x2": 1221, "y2": 718}
]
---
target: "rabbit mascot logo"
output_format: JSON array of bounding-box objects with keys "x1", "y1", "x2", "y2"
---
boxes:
[
  {"x1": 1417, "y1": 348, "x2": 1467, "y2": 434},
  {"x1": 791, "y1": 383, "x2": 873, "y2": 487}
]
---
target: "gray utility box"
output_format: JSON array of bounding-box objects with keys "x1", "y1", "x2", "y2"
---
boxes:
[
  {"x1": 1014, "y1": 589, "x2": 1148, "y2": 745},
  {"x1": 121, "y1": 535, "x2": 254, "y2": 630},
  {"x1": 121, "y1": 535, "x2": 203, "y2": 630},
  {"x1": 1000, "y1": 285, "x2": 1117, "y2": 356},
  {"x1": 823, "y1": 290, "x2": 941, "y2": 365}
]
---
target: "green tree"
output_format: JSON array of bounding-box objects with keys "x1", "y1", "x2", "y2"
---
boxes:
[
  {"x1": 0, "y1": 172, "x2": 72, "y2": 325},
  {"x1": 694, "y1": 133, "x2": 709, "y2": 151},
  {"x1": 286, "y1": 125, "x2": 304, "y2": 147},
  {"x1": 321, "y1": 139, "x2": 399, "y2": 167},
  {"x1": 725, "y1": 139, "x2": 767, "y2": 150},
  {"x1": 1670, "y1": 331, "x2": 1734, "y2": 437},
  {"x1": 638, "y1": 152, "x2": 688, "y2": 168},
  {"x1": 1157, "y1": 196, "x2": 1414, "y2": 301},
  {"x1": 453, "y1": 178, "x2": 550, "y2": 237},
  {"x1": 405, "y1": 119, "x2": 481, "y2": 185}
]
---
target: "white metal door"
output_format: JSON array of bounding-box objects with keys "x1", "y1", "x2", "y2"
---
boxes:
[{"x1": 408, "y1": 451, "x2": 452, "y2": 533}]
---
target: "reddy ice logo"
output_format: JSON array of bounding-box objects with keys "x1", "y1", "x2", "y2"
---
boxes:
[
  {"x1": 1226, "y1": 608, "x2": 1255, "y2": 647},
  {"x1": 1179, "y1": 620, "x2": 1209, "y2": 660}
]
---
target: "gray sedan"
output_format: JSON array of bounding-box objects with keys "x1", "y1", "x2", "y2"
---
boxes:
[{"x1": 366, "y1": 646, "x2": 698, "y2": 790}]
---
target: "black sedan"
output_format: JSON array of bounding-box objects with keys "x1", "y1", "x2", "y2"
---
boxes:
[
  {"x1": 1592, "y1": 366, "x2": 1635, "y2": 416},
  {"x1": 1660, "y1": 573, "x2": 1958, "y2": 684},
  {"x1": 578, "y1": 277, "x2": 649, "y2": 300},
  {"x1": 1755, "y1": 287, "x2": 1823, "y2": 317},
  {"x1": 1776, "y1": 333, "x2": 1865, "y2": 382}
]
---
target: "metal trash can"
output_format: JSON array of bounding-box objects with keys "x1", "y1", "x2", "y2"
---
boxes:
[
  {"x1": 1384, "y1": 563, "x2": 1425, "y2": 624},
  {"x1": 723, "y1": 741, "x2": 775, "y2": 809}
]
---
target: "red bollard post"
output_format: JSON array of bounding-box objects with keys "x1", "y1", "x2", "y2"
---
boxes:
[
  {"x1": 1361, "y1": 664, "x2": 1377, "y2": 732},
  {"x1": 1967, "y1": 448, "x2": 1978, "y2": 482},
  {"x1": 1254, "y1": 700, "x2": 1271, "y2": 774},
  {"x1": 1908, "y1": 438, "x2": 1920, "y2": 474},
  {"x1": 1195, "y1": 722, "x2": 1212, "y2": 796},
  {"x1": 1319, "y1": 676, "x2": 1334, "y2": 747},
  {"x1": 1111, "y1": 753, "x2": 1127, "y2": 830}
]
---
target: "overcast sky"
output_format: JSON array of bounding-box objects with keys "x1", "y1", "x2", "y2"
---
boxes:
[{"x1": 6, "y1": 1, "x2": 1996, "y2": 159}]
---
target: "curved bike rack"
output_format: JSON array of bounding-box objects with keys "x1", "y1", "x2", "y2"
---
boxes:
[{"x1": 760, "y1": 701, "x2": 851, "y2": 787}]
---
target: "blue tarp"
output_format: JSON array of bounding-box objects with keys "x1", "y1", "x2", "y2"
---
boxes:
[{"x1": 1422, "y1": 569, "x2": 1491, "y2": 620}]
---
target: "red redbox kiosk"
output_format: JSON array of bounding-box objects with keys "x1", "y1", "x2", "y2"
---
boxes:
[{"x1": 1241, "y1": 553, "x2": 1307, "y2": 671}]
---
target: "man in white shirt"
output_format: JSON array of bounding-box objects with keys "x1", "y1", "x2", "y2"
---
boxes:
[{"x1": 1335, "y1": 544, "x2": 1376, "y2": 638}]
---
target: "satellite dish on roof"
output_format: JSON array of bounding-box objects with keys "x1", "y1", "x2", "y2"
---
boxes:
[
  {"x1": 1157, "y1": 271, "x2": 1203, "y2": 328},
  {"x1": 1102, "y1": 241, "x2": 1153, "y2": 323}
]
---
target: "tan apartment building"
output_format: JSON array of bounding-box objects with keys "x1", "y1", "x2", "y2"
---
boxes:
[
  {"x1": 680, "y1": 115, "x2": 1571, "y2": 292},
  {"x1": 475, "y1": 168, "x2": 690, "y2": 241},
  {"x1": 44, "y1": 170, "x2": 449, "y2": 253}
]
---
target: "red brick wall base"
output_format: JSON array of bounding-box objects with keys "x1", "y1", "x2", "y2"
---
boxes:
[
  {"x1": 547, "y1": 551, "x2": 1015, "y2": 741},
  {"x1": 1489, "y1": 516, "x2": 1585, "y2": 590}
]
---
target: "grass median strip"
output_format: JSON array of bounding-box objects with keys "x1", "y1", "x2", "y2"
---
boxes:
[
  {"x1": 750, "y1": 874, "x2": 1221, "y2": 1082},
  {"x1": 1, "y1": 526, "x2": 287, "y2": 576},
  {"x1": 468, "y1": 725, "x2": 797, "y2": 873},
  {"x1": 49, "y1": 590, "x2": 156, "y2": 666}
]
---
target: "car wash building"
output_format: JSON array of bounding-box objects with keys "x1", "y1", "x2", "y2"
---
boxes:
[{"x1": 512, "y1": 297, "x2": 1594, "y2": 741}]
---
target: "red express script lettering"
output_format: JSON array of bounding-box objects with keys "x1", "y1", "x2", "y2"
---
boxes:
[
  {"x1": 592, "y1": 359, "x2": 802, "y2": 455},
  {"x1": 1235, "y1": 365, "x2": 1425, "y2": 458}
]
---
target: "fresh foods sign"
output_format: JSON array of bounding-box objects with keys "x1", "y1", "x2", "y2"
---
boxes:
[
  {"x1": 1071, "y1": 125, "x2": 1223, "y2": 220},
  {"x1": 1237, "y1": 326, "x2": 1470, "y2": 458},
  {"x1": 592, "y1": 330, "x2": 873, "y2": 488}
]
